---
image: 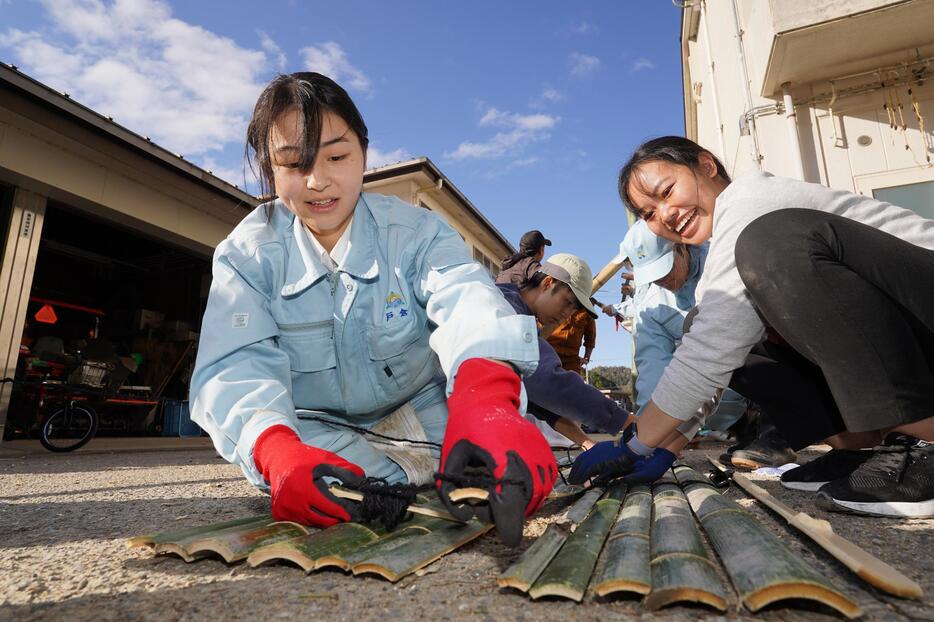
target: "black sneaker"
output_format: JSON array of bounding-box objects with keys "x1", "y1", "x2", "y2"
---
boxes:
[
  {"x1": 780, "y1": 449, "x2": 872, "y2": 491},
  {"x1": 730, "y1": 426, "x2": 797, "y2": 470},
  {"x1": 718, "y1": 405, "x2": 760, "y2": 463},
  {"x1": 816, "y1": 440, "x2": 934, "y2": 518}
]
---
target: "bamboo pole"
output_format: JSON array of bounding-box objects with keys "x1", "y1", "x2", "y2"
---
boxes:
[
  {"x1": 528, "y1": 489, "x2": 623, "y2": 601},
  {"x1": 643, "y1": 482, "x2": 727, "y2": 611},
  {"x1": 497, "y1": 484, "x2": 607, "y2": 592},
  {"x1": 591, "y1": 484, "x2": 652, "y2": 597},
  {"x1": 675, "y1": 465, "x2": 862, "y2": 618},
  {"x1": 706, "y1": 458, "x2": 922, "y2": 599},
  {"x1": 247, "y1": 522, "x2": 384, "y2": 572},
  {"x1": 352, "y1": 520, "x2": 492, "y2": 582}
]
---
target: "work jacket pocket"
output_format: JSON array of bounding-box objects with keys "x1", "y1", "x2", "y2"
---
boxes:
[
  {"x1": 366, "y1": 319, "x2": 428, "y2": 394},
  {"x1": 278, "y1": 321, "x2": 337, "y2": 372}
]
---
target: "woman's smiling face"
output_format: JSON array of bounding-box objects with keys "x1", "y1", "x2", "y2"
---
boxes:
[
  {"x1": 270, "y1": 108, "x2": 366, "y2": 251},
  {"x1": 626, "y1": 153, "x2": 726, "y2": 246}
]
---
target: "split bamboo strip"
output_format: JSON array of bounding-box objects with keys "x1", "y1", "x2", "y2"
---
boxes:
[
  {"x1": 352, "y1": 520, "x2": 492, "y2": 582},
  {"x1": 674, "y1": 466, "x2": 862, "y2": 618},
  {"x1": 247, "y1": 522, "x2": 384, "y2": 572},
  {"x1": 178, "y1": 521, "x2": 312, "y2": 563},
  {"x1": 528, "y1": 487, "x2": 624, "y2": 601},
  {"x1": 315, "y1": 516, "x2": 449, "y2": 571},
  {"x1": 591, "y1": 485, "x2": 652, "y2": 597},
  {"x1": 127, "y1": 514, "x2": 272, "y2": 548},
  {"x1": 643, "y1": 482, "x2": 727, "y2": 611},
  {"x1": 497, "y1": 484, "x2": 606, "y2": 593},
  {"x1": 707, "y1": 458, "x2": 922, "y2": 599}
]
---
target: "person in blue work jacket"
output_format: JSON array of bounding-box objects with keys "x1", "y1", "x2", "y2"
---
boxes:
[
  {"x1": 496, "y1": 253, "x2": 632, "y2": 440},
  {"x1": 189, "y1": 72, "x2": 555, "y2": 546}
]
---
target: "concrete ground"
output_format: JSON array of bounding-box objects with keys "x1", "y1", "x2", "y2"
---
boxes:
[{"x1": 0, "y1": 440, "x2": 931, "y2": 621}]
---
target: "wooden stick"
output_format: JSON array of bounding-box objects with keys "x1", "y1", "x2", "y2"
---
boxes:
[
  {"x1": 707, "y1": 458, "x2": 922, "y2": 600},
  {"x1": 591, "y1": 253, "x2": 627, "y2": 293},
  {"x1": 329, "y1": 485, "x2": 462, "y2": 523}
]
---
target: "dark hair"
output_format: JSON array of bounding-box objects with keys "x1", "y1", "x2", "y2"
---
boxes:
[
  {"x1": 502, "y1": 248, "x2": 539, "y2": 271},
  {"x1": 618, "y1": 136, "x2": 729, "y2": 218},
  {"x1": 519, "y1": 271, "x2": 547, "y2": 291},
  {"x1": 246, "y1": 72, "x2": 370, "y2": 201}
]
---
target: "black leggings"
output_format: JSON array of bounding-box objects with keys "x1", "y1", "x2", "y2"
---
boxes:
[{"x1": 729, "y1": 209, "x2": 934, "y2": 449}]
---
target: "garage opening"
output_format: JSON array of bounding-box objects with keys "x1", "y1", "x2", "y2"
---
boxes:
[{"x1": 6, "y1": 201, "x2": 212, "y2": 440}]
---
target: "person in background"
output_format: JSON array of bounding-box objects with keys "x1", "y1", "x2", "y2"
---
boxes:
[
  {"x1": 190, "y1": 72, "x2": 553, "y2": 546},
  {"x1": 496, "y1": 230, "x2": 551, "y2": 285},
  {"x1": 497, "y1": 253, "x2": 633, "y2": 447},
  {"x1": 583, "y1": 135, "x2": 934, "y2": 517},
  {"x1": 546, "y1": 307, "x2": 596, "y2": 376},
  {"x1": 598, "y1": 221, "x2": 751, "y2": 446}
]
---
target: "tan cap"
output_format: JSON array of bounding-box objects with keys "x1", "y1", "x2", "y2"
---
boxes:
[{"x1": 538, "y1": 253, "x2": 597, "y2": 317}]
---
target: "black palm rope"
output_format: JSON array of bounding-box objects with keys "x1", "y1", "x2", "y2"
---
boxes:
[
  {"x1": 349, "y1": 477, "x2": 432, "y2": 530},
  {"x1": 296, "y1": 413, "x2": 442, "y2": 448}
]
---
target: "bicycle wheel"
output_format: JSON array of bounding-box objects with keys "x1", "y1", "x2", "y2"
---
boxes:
[{"x1": 40, "y1": 403, "x2": 98, "y2": 452}]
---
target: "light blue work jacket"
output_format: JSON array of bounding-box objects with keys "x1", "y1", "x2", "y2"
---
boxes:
[{"x1": 190, "y1": 193, "x2": 539, "y2": 486}]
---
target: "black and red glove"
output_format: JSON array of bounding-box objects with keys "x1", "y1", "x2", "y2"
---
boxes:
[
  {"x1": 253, "y1": 425, "x2": 364, "y2": 528},
  {"x1": 437, "y1": 358, "x2": 557, "y2": 546}
]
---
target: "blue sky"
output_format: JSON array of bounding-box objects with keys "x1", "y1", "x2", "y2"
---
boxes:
[{"x1": 1, "y1": 0, "x2": 686, "y2": 367}]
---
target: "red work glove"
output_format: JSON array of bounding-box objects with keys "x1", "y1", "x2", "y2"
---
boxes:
[
  {"x1": 253, "y1": 425, "x2": 364, "y2": 528},
  {"x1": 437, "y1": 358, "x2": 558, "y2": 546}
]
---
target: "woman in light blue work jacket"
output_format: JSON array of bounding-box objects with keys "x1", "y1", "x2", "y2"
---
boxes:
[{"x1": 189, "y1": 73, "x2": 555, "y2": 541}]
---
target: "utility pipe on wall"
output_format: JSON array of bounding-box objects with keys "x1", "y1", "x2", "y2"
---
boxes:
[
  {"x1": 700, "y1": 0, "x2": 729, "y2": 170},
  {"x1": 730, "y1": 0, "x2": 762, "y2": 169},
  {"x1": 782, "y1": 82, "x2": 806, "y2": 180}
]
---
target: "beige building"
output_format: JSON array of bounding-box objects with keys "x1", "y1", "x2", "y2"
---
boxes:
[
  {"x1": 0, "y1": 63, "x2": 511, "y2": 439},
  {"x1": 680, "y1": 0, "x2": 934, "y2": 218}
]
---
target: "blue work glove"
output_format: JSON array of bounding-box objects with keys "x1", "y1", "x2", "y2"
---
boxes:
[
  {"x1": 622, "y1": 448, "x2": 676, "y2": 484},
  {"x1": 567, "y1": 438, "x2": 639, "y2": 485}
]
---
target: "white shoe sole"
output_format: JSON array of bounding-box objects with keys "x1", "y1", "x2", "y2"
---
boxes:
[
  {"x1": 818, "y1": 493, "x2": 934, "y2": 518},
  {"x1": 780, "y1": 480, "x2": 826, "y2": 492}
]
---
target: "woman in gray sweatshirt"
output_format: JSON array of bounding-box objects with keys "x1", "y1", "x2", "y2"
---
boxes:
[{"x1": 571, "y1": 136, "x2": 934, "y2": 518}]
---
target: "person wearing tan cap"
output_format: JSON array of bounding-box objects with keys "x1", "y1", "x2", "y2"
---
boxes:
[{"x1": 496, "y1": 253, "x2": 633, "y2": 443}]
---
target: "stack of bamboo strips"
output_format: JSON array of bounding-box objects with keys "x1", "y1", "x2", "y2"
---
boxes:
[
  {"x1": 590, "y1": 485, "x2": 652, "y2": 597},
  {"x1": 673, "y1": 465, "x2": 862, "y2": 618},
  {"x1": 129, "y1": 511, "x2": 490, "y2": 584}
]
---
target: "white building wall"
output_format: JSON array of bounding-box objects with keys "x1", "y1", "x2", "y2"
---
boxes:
[{"x1": 685, "y1": 0, "x2": 934, "y2": 203}]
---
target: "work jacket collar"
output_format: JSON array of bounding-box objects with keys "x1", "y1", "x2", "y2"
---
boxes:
[{"x1": 281, "y1": 195, "x2": 380, "y2": 297}]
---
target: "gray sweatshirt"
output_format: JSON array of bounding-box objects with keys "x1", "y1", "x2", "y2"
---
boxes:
[{"x1": 653, "y1": 171, "x2": 934, "y2": 422}]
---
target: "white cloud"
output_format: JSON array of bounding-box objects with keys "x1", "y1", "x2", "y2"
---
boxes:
[
  {"x1": 366, "y1": 145, "x2": 412, "y2": 169},
  {"x1": 199, "y1": 156, "x2": 246, "y2": 188},
  {"x1": 1, "y1": 0, "x2": 280, "y2": 159},
  {"x1": 572, "y1": 22, "x2": 597, "y2": 35},
  {"x1": 569, "y1": 52, "x2": 600, "y2": 78},
  {"x1": 631, "y1": 58, "x2": 655, "y2": 73},
  {"x1": 529, "y1": 87, "x2": 564, "y2": 109},
  {"x1": 446, "y1": 106, "x2": 558, "y2": 161},
  {"x1": 299, "y1": 42, "x2": 372, "y2": 94},
  {"x1": 259, "y1": 31, "x2": 286, "y2": 72}
]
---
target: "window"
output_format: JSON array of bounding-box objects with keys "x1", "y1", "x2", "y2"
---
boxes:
[{"x1": 873, "y1": 180, "x2": 934, "y2": 220}]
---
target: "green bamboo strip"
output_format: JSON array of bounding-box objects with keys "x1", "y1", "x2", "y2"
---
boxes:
[
  {"x1": 353, "y1": 520, "x2": 492, "y2": 582},
  {"x1": 127, "y1": 514, "x2": 272, "y2": 548},
  {"x1": 497, "y1": 524, "x2": 568, "y2": 592},
  {"x1": 179, "y1": 521, "x2": 312, "y2": 563},
  {"x1": 246, "y1": 522, "x2": 384, "y2": 572},
  {"x1": 674, "y1": 466, "x2": 862, "y2": 619},
  {"x1": 528, "y1": 496, "x2": 622, "y2": 601},
  {"x1": 497, "y1": 484, "x2": 608, "y2": 593},
  {"x1": 591, "y1": 485, "x2": 652, "y2": 597},
  {"x1": 643, "y1": 482, "x2": 727, "y2": 611},
  {"x1": 548, "y1": 482, "x2": 586, "y2": 500},
  {"x1": 315, "y1": 516, "x2": 448, "y2": 571}
]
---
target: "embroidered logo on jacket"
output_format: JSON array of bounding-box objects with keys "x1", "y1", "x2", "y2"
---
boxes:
[{"x1": 384, "y1": 292, "x2": 409, "y2": 321}]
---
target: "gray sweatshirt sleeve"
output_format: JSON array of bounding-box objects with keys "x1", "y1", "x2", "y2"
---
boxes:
[{"x1": 651, "y1": 171, "x2": 934, "y2": 421}]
